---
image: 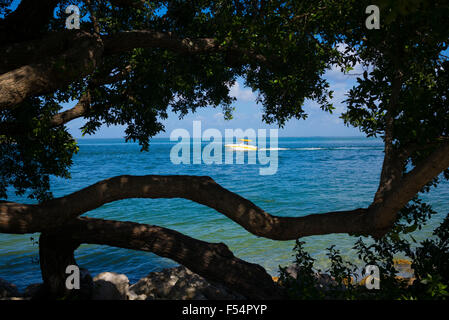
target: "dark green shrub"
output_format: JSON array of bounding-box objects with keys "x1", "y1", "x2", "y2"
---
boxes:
[{"x1": 279, "y1": 208, "x2": 449, "y2": 300}]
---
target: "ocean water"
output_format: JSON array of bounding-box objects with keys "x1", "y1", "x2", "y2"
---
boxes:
[{"x1": 1, "y1": 137, "x2": 448, "y2": 290}]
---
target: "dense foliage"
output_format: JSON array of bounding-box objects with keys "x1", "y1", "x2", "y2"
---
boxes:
[
  {"x1": 1, "y1": 0, "x2": 339, "y2": 200},
  {"x1": 279, "y1": 204, "x2": 449, "y2": 300},
  {"x1": 1, "y1": 0, "x2": 448, "y2": 201},
  {"x1": 1, "y1": 0, "x2": 448, "y2": 300}
]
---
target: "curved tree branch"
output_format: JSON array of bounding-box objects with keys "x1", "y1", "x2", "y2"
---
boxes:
[
  {"x1": 57, "y1": 216, "x2": 283, "y2": 299},
  {"x1": 0, "y1": 174, "x2": 370, "y2": 238},
  {"x1": 373, "y1": 72, "x2": 403, "y2": 205},
  {"x1": 0, "y1": 28, "x2": 269, "y2": 111},
  {"x1": 369, "y1": 142, "x2": 449, "y2": 232},
  {"x1": 103, "y1": 30, "x2": 268, "y2": 64},
  {"x1": 0, "y1": 65, "x2": 134, "y2": 135},
  {"x1": 0, "y1": 31, "x2": 104, "y2": 110},
  {"x1": 0, "y1": 31, "x2": 74, "y2": 74},
  {"x1": 0, "y1": 93, "x2": 91, "y2": 135},
  {"x1": 2, "y1": 136, "x2": 448, "y2": 239}
]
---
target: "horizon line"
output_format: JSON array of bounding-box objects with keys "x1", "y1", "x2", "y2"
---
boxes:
[{"x1": 74, "y1": 135, "x2": 379, "y2": 140}]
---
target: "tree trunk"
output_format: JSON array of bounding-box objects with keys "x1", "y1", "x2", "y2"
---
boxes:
[
  {"x1": 36, "y1": 218, "x2": 283, "y2": 300},
  {"x1": 38, "y1": 232, "x2": 92, "y2": 299}
]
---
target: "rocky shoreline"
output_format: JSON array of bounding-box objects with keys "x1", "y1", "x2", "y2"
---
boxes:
[
  {"x1": 0, "y1": 266, "x2": 245, "y2": 300},
  {"x1": 0, "y1": 260, "x2": 414, "y2": 300}
]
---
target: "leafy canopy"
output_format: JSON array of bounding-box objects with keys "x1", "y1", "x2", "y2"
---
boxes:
[{"x1": 1, "y1": 0, "x2": 448, "y2": 201}]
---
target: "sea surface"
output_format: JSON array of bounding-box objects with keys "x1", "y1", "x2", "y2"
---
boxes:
[{"x1": 1, "y1": 137, "x2": 448, "y2": 290}]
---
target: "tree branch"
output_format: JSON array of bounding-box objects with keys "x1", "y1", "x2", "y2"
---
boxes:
[
  {"x1": 370, "y1": 142, "x2": 449, "y2": 233},
  {"x1": 0, "y1": 29, "x2": 268, "y2": 111},
  {"x1": 1, "y1": 138, "x2": 448, "y2": 239},
  {"x1": 0, "y1": 175, "x2": 370, "y2": 238},
  {"x1": 0, "y1": 31, "x2": 73, "y2": 74},
  {"x1": 103, "y1": 30, "x2": 268, "y2": 64},
  {"x1": 0, "y1": 65, "x2": 133, "y2": 135},
  {"x1": 373, "y1": 72, "x2": 403, "y2": 204},
  {"x1": 48, "y1": 94, "x2": 92, "y2": 126},
  {"x1": 0, "y1": 93, "x2": 91, "y2": 135},
  {"x1": 0, "y1": 31, "x2": 103, "y2": 110},
  {"x1": 61, "y1": 216, "x2": 283, "y2": 299},
  {"x1": 109, "y1": 0, "x2": 146, "y2": 9}
]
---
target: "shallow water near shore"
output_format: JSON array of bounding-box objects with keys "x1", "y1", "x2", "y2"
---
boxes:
[{"x1": 1, "y1": 137, "x2": 448, "y2": 290}]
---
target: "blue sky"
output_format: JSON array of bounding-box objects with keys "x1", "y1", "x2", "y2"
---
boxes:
[{"x1": 66, "y1": 66, "x2": 365, "y2": 138}]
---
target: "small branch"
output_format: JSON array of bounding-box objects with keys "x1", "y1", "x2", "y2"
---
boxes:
[
  {"x1": 0, "y1": 65, "x2": 133, "y2": 135},
  {"x1": 86, "y1": 0, "x2": 101, "y2": 35},
  {"x1": 109, "y1": 0, "x2": 146, "y2": 9},
  {"x1": 0, "y1": 96, "x2": 89, "y2": 135},
  {"x1": 373, "y1": 72, "x2": 403, "y2": 204},
  {"x1": 103, "y1": 30, "x2": 269, "y2": 65},
  {"x1": 292, "y1": 6, "x2": 328, "y2": 23}
]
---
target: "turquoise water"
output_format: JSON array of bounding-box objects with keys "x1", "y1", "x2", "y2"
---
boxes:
[{"x1": 1, "y1": 137, "x2": 448, "y2": 290}]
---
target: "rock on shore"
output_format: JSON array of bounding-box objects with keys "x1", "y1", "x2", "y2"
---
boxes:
[
  {"x1": 1, "y1": 266, "x2": 244, "y2": 300},
  {"x1": 2, "y1": 259, "x2": 415, "y2": 300},
  {"x1": 128, "y1": 266, "x2": 244, "y2": 300},
  {"x1": 0, "y1": 278, "x2": 20, "y2": 299}
]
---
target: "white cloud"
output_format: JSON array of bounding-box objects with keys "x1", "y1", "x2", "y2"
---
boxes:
[
  {"x1": 229, "y1": 82, "x2": 256, "y2": 101},
  {"x1": 325, "y1": 63, "x2": 364, "y2": 82},
  {"x1": 324, "y1": 43, "x2": 368, "y2": 83}
]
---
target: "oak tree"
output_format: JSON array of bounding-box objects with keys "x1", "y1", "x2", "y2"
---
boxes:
[{"x1": 0, "y1": 0, "x2": 448, "y2": 298}]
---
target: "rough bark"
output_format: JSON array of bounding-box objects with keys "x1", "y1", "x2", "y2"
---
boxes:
[
  {"x1": 2, "y1": 135, "x2": 448, "y2": 238},
  {"x1": 103, "y1": 30, "x2": 267, "y2": 63},
  {"x1": 369, "y1": 142, "x2": 449, "y2": 233},
  {"x1": 0, "y1": 93, "x2": 90, "y2": 135},
  {"x1": 60, "y1": 217, "x2": 283, "y2": 299},
  {"x1": 39, "y1": 232, "x2": 92, "y2": 299},
  {"x1": 0, "y1": 174, "x2": 371, "y2": 238},
  {"x1": 0, "y1": 65, "x2": 134, "y2": 135},
  {"x1": 0, "y1": 28, "x2": 268, "y2": 111},
  {"x1": 373, "y1": 73, "x2": 403, "y2": 205},
  {"x1": 0, "y1": 31, "x2": 103, "y2": 110}
]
